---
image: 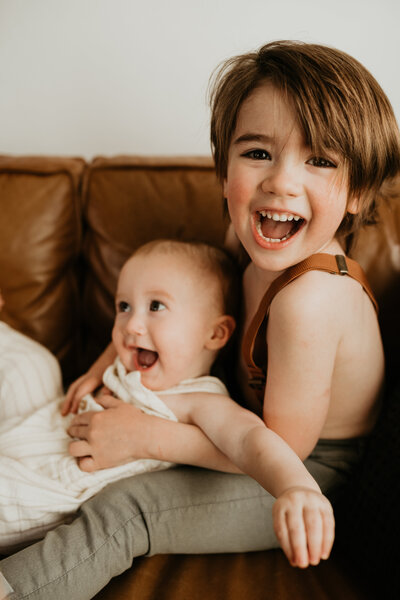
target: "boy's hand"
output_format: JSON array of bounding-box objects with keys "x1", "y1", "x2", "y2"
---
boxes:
[
  {"x1": 61, "y1": 372, "x2": 103, "y2": 415},
  {"x1": 67, "y1": 394, "x2": 149, "y2": 471},
  {"x1": 272, "y1": 487, "x2": 334, "y2": 568}
]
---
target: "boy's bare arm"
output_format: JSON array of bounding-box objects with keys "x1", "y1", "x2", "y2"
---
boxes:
[
  {"x1": 263, "y1": 275, "x2": 341, "y2": 459},
  {"x1": 67, "y1": 394, "x2": 241, "y2": 473},
  {"x1": 170, "y1": 392, "x2": 334, "y2": 568},
  {"x1": 172, "y1": 392, "x2": 320, "y2": 497}
]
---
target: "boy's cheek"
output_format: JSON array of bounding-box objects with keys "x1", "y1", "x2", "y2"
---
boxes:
[{"x1": 223, "y1": 177, "x2": 229, "y2": 198}]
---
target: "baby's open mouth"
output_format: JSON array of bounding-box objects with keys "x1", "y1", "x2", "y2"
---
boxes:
[
  {"x1": 256, "y1": 210, "x2": 305, "y2": 242},
  {"x1": 136, "y1": 348, "x2": 158, "y2": 369}
]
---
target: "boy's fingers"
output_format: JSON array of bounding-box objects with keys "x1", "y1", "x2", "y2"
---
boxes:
[
  {"x1": 68, "y1": 439, "x2": 91, "y2": 457},
  {"x1": 321, "y1": 505, "x2": 335, "y2": 560},
  {"x1": 67, "y1": 413, "x2": 93, "y2": 438},
  {"x1": 273, "y1": 510, "x2": 293, "y2": 565},
  {"x1": 93, "y1": 394, "x2": 121, "y2": 409},
  {"x1": 285, "y1": 510, "x2": 308, "y2": 568},
  {"x1": 77, "y1": 457, "x2": 97, "y2": 472},
  {"x1": 303, "y1": 507, "x2": 323, "y2": 565}
]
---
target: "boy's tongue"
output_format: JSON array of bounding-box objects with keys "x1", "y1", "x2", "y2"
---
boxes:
[
  {"x1": 260, "y1": 218, "x2": 293, "y2": 240},
  {"x1": 137, "y1": 349, "x2": 158, "y2": 368}
]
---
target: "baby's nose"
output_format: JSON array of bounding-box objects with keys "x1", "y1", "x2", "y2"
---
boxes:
[{"x1": 126, "y1": 312, "x2": 146, "y2": 335}]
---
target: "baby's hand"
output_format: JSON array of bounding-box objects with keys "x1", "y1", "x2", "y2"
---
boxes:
[
  {"x1": 61, "y1": 372, "x2": 103, "y2": 416},
  {"x1": 272, "y1": 487, "x2": 334, "y2": 568}
]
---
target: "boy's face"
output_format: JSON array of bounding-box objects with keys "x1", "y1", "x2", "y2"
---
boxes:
[
  {"x1": 112, "y1": 250, "x2": 223, "y2": 390},
  {"x1": 223, "y1": 82, "x2": 357, "y2": 275}
]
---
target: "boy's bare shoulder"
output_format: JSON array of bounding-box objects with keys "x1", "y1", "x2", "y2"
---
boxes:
[{"x1": 269, "y1": 268, "x2": 361, "y2": 324}]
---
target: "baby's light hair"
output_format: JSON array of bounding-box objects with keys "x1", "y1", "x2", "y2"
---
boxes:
[
  {"x1": 132, "y1": 239, "x2": 240, "y2": 319},
  {"x1": 210, "y1": 40, "x2": 400, "y2": 238}
]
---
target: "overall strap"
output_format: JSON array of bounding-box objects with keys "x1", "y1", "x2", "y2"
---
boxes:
[{"x1": 242, "y1": 253, "x2": 378, "y2": 392}]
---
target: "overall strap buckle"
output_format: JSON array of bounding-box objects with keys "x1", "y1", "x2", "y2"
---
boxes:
[{"x1": 335, "y1": 254, "x2": 349, "y2": 275}]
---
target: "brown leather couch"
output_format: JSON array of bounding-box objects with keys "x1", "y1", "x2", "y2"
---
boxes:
[{"x1": 1, "y1": 154, "x2": 399, "y2": 599}]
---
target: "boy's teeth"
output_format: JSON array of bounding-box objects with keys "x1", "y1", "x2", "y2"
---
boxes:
[{"x1": 258, "y1": 211, "x2": 301, "y2": 222}]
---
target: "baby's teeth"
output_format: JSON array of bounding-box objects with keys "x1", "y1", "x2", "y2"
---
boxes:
[
  {"x1": 294, "y1": 216, "x2": 300, "y2": 221},
  {"x1": 272, "y1": 213, "x2": 281, "y2": 221},
  {"x1": 259, "y1": 210, "x2": 267, "y2": 217},
  {"x1": 287, "y1": 215, "x2": 294, "y2": 221}
]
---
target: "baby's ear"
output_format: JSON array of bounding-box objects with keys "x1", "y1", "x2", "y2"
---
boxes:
[
  {"x1": 206, "y1": 315, "x2": 236, "y2": 350},
  {"x1": 347, "y1": 195, "x2": 361, "y2": 215}
]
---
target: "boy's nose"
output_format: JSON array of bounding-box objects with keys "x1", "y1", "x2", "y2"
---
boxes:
[{"x1": 261, "y1": 160, "x2": 302, "y2": 198}]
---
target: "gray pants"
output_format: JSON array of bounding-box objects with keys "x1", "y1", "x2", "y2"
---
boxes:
[{"x1": 0, "y1": 438, "x2": 364, "y2": 600}]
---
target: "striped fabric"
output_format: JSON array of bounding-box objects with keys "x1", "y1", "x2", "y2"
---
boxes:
[
  {"x1": 0, "y1": 322, "x2": 63, "y2": 422},
  {"x1": 0, "y1": 330, "x2": 228, "y2": 554}
]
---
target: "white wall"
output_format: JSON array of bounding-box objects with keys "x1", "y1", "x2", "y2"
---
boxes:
[{"x1": 0, "y1": 0, "x2": 399, "y2": 158}]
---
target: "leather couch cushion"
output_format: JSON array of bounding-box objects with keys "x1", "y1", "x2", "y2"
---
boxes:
[{"x1": 0, "y1": 156, "x2": 85, "y2": 381}]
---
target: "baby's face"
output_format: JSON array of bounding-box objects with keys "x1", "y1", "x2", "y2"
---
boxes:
[{"x1": 112, "y1": 250, "x2": 221, "y2": 390}]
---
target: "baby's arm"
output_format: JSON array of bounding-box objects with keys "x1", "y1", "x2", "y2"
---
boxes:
[
  {"x1": 167, "y1": 392, "x2": 334, "y2": 567},
  {"x1": 61, "y1": 342, "x2": 117, "y2": 415}
]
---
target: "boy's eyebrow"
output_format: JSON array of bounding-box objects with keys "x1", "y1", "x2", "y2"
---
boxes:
[{"x1": 232, "y1": 133, "x2": 273, "y2": 145}]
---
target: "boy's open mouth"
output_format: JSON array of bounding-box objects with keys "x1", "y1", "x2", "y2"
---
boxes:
[
  {"x1": 135, "y1": 347, "x2": 159, "y2": 370},
  {"x1": 255, "y1": 210, "x2": 305, "y2": 242}
]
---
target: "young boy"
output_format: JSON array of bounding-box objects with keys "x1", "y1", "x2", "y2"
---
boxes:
[
  {"x1": 0, "y1": 240, "x2": 237, "y2": 553},
  {"x1": 1, "y1": 41, "x2": 399, "y2": 600}
]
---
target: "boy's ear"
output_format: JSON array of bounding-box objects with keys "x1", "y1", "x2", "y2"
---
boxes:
[
  {"x1": 347, "y1": 195, "x2": 361, "y2": 215},
  {"x1": 206, "y1": 315, "x2": 236, "y2": 351}
]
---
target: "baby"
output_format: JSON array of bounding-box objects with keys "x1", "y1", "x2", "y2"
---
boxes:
[{"x1": 0, "y1": 240, "x2": 238, "y2": 553}]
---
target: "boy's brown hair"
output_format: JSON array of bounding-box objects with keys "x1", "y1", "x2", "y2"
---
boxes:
[{"x1": 210, "y1": 40, "x2": 400, "y2": 237}]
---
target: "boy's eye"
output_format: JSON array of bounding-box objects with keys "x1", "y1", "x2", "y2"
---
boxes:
[
  {"x1": 117, "y1": 301, "x2": 130, "y2": 313},
  {"x1": 307, "y1": 156, "x2": 337, "y2": 168},
  {"x1": 243, "y1": 149, "x2": 271, "y2": 160},
  {"x1": 149, "y1": 300, "x2": 166, "y2": 312}
]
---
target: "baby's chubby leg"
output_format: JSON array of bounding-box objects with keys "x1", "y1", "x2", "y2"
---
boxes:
[{"x1": 0, "y1": 467, "x2": 278, "y2": 600}]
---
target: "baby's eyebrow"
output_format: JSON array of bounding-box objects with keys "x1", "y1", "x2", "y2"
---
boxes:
[{"x1": 233, "y1": 133, "x2": 273, "y2": 145}]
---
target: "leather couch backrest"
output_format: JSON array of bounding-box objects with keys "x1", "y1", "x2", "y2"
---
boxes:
[
  {"x1": 0, "y1": 156, "x2": 85, "y2": 381},
  {"x1": 1, "y1": 154, "x2": 399, "y2": 385}
]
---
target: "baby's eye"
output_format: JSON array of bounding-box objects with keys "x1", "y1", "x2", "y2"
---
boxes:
[
  {"x1": 307, "y1": 156, "x2": 337, "y2": 168},
  {"x1": 243, "y1": 149, "x2": 271, "y2": 161},
  {"x1": 117, "y1": 301, "x2": 130, "y2": 313},
  {"x1": 149, "y1": 300, "x2": 166, "y2": 312}
]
